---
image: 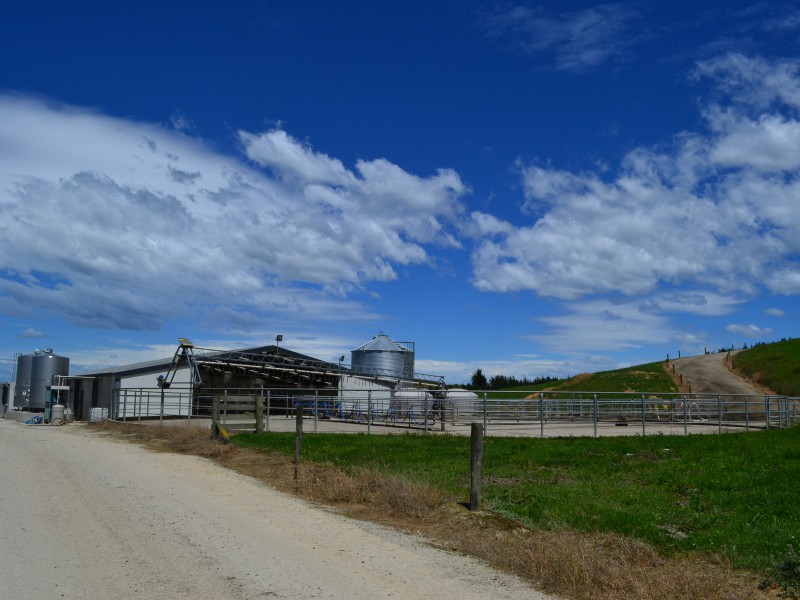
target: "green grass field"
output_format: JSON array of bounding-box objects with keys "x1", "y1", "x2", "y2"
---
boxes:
[
  {"x1": 551, "y1": 361, "x2": 679, "y2": 394},
  {"x1": 234, "y1": 340, "x2": 800, "y2": 584},
  {"x1": 234, "y1": 425, "x2": 800, "y2": 575},
  {"x1": 733, "y1": 338, "x2": 800, "y2": 397}
]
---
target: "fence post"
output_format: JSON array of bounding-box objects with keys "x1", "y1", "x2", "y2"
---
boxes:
[
  {"x1": 593, "y1": 393, "x2": 598, "y2": 438},
  {"x1": 717, "y1": 395, "x2": 722, "y2": 434},
  {"x1": 159, "y1": 386, "x2": 165, "y2": 423},
  {"x1": 483, "y1": 392, "x2": 488, "y2": 435},
  {"x1": 765, "y1": 396, "x2": 771, "y2": 430},
  {"x1": 294, "y1": 408, "x2": 304, "y2": 481},
  {"x1": 539, "y1": 393, "x2": 545, "y2": 438},
  {"x1": 212, "y1": 394, "x2": 221, "y2": 439},
  {"x1": 641, "y1": 394, "x2": 646, "y2": 436},
  {"x1": 314, "y1": 390, "x2": 319, "y2": 433},
  {"x1": 122, "y1": 389, "x2": 128, "y2": 422},
  {"x1": 470, "y1": 423, "x2": 484, "y2": 511},
  {"x1": 683, "y1": 395, "x2": 688, "y2": 435},
  {"x1": 423, "y1": 391, "x2": 429, "y2": 433},
  {"x1": 255, "y1": 392, "x2": 264, "y2": 434},
  {"x1": 367, "y1": 390, "x2": 372, "y2": 435},
  {"x1": 745, "y1": 395, "x2": 749, "y2": 432},
  {"x1": 266, "y1": 390, "x2": 271, "y2": 432}
]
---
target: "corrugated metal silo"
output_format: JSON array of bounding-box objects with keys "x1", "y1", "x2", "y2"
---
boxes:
[
  {"x1": 29, "y1": 350, "x2": 69, "y2": 410},
  {"x1": 14, "y1": 353, "x2": 34, "y2": 408},
  {"x1": 351, "y1": 333, "x2": 414, "y2": 379}
]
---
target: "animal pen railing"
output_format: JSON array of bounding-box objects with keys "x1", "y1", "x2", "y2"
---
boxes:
[{"x1": 109, "y1": 387, "x2": 799, "y2": 437}]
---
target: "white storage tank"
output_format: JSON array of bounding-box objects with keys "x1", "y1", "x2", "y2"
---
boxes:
[
  {"x1": 50, "y1": 404, "x2": 65, "y2": 423},
  {"x1": 446, "y1": 388, "x2": 480, "y2": 418},
  {"x1": 391, "y1": 388, "x2": 430, "y2": 413},
  {"x1": 351, "y1": 333, "x2": 414, "y2": 379}
]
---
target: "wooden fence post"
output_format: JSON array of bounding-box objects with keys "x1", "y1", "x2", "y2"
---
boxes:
[{"x1": 470, "y1": 422, "x2": 484, "y2": 511}]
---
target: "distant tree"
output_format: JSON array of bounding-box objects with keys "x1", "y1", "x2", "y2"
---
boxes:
[{"x1": 471, "y1": 368, "x2": 488, "y2": 390}]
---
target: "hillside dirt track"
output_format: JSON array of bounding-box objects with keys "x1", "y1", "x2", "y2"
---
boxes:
[
  {"x1": 669, "y1": 352, "x2": 770, "y2": 396},
  {"x1": 0, "y1": 418, "x2": 550, "y2": 600}
]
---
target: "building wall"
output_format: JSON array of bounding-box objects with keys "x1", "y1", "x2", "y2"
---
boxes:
[
  {"x1": 121, "y1": 368, "x2": 191, "y2": 390},
  {"x1": 114, "y1": 368, "x2": 192, "y2": 419}
]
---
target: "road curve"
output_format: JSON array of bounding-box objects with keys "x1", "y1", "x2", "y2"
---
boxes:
[
  {"x1": 669, "y1": 352, "x2": 767, "y2": 396},
  {"x1": 0, "y1": 419, "x2": 549, "y2": 600}
]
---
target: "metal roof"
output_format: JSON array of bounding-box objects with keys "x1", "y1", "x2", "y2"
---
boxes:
[
  {"x1": 352, "y1": 333, "x2": 412, "y2": 353},
  {"x1": 75, "y1": 342, "x2": 444, "y2": 387}
]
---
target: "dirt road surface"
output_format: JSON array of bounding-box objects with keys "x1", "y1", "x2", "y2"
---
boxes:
[
  {"x1": 0, "y1": 418, "x2": 550, "y2": 600},
  {"x1": 670, "y1": 352, "x2": 766, "y2": 396}
]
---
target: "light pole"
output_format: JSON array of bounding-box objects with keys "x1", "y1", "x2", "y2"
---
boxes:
[{"x1": 275, "y1": 335, "x2": 283, "y2": 354}]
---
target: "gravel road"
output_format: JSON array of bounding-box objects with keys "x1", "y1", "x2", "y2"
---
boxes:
[
  {"x1": 0, "y1": 418, "x2": 550, "y2": 600},
  {"x1": 670, "y1": 352, "x2": 767, "y2": 396}
]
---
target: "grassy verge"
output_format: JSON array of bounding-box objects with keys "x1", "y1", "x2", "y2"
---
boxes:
[
  {"x1": 233, "y1": 427, "x2": 799, "y2": 573},
  {"x1": 93, "y1": 421, "x2": 791, "y2": 599}
]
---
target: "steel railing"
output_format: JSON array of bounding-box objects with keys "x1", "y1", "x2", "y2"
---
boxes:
[{"x1": 108, "y1": 387, "x2": 798, "y2": 436}]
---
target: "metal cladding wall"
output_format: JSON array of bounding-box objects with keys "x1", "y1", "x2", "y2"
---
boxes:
[
  {"x1": 29, "y1": 353, "x2": 70, "y2": 410},
  {"x1": 14, "y1": 354, "x2": 34, "y2": 407},
  {"x1": 350, "y1": 334, "x2": 414, "y2": 379}
]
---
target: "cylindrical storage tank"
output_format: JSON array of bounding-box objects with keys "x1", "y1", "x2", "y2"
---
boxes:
[
  {"x1": 446, "y1": 388, "x2": 480, "y2": 418},
  {"x1": 50, "y1": 404, "x2": 65, "y2": 422},
  {"x1": 29, "y1": 352, "x2": 70, "y2": 410},
  {"x1": 391, "y1": 389, "x2": 430, "y2": 414},
  {"x1": 351, "y1": 333, "x2": 414, "y2": 379},
  {"x1": 14, "y1": 354, "x2": 34, "y2": 408}
]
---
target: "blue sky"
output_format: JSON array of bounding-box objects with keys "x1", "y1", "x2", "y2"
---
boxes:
[{"x1": 2, "y1": 1, "x2": 800, "y2": 384}]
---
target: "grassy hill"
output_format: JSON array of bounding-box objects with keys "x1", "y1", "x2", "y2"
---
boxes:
[
  {"x1": 550, "y1": 361, "x2": 678, "y2": 394},
  {"x1": 493, "y1": 340, "x2": 800, "y2": 398},
  {"x1": 732, "y1": 338, "x2": 800, "y2": 397},
  {"x1": 491, "y1": 361, "x2": 679, "y2": 398}
]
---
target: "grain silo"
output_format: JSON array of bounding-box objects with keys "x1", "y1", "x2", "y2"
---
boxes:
[{"x1": 351, "y1": 333, "x2": 414, "y2": 380}]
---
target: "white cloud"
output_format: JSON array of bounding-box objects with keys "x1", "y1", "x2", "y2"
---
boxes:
[
  {"x1": 240, "y1": 129, "x2": 354, "y2": 186},
  {"x1": 483, "y1": 3, "x2": 642, "y2": 72},
  {"x1": 708, "y1": 111, "x2": 800, "y2": 171},
  {"x1": 18, "y1": 327, "x2": 48, "y2": 339},
  {"x1": 726, "y1": 323, "x2": 773, "y2": 339},
  {"x1": 765, "y1": 269, "x2": 800, "y2": 295},
  {"x1": 764, "y1": 308, "x2": 785, "y2": 317},
  {"x1": 691, "y1": 53, "x2": 800, "y2": 110},
  {"x1": 416, "y1": 355, "x2": 588, "y2": 384},
  {"x1": 470, "y1": 53, "x2": 800, "y2": 307},
  {"x1": 0, "y1": 95, "x2": 467, "y2": 332},
  {"x1": 528, "y1": 298, "x2": 681, "y2": 353}
]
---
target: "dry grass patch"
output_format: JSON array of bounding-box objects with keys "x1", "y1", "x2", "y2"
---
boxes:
[
  {"x1": 428, "y1": 508, "x2": 764, "y2": 600},
  {"x1": 90, "y1": 421, "x2": 770, "y2": 600}
]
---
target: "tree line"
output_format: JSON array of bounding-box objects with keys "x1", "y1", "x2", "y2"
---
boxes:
[{"x1": 461, "y1": 368, "x2": 561, "y2": 391}]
